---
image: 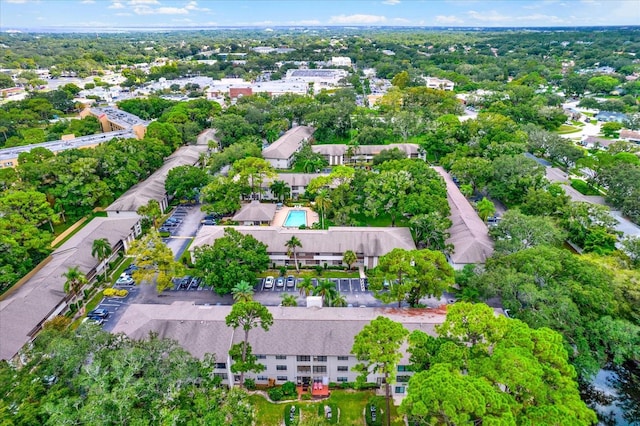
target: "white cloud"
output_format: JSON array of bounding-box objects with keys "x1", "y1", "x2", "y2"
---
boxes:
[
  {"x1": 329, "y1": 14, "x2": 387, "y2": 24},
  {"x1": 115, "y1": 12, "x2": 133, "y2": 16},
  {"x1": 129, "y1": 0, "x2": 159, "y2": 4},
  {"x1": 393, "y1": 17, "x2": 411, "y2": 24},
  {"x1": 6, "y1": 0, "x2": 29, "y2": 3},
  {"x1": 436, "y1": 15, "x2": 463, "y2": 24},
  {"x1": 109, "y1": 2, "x2": 125, "y2": 9},
  {"x1": 382, "y1": 0, "x2": 401, "y2": 5},
  {"x1": 80, "y1": 0, "x2": 96, "y2": 4},
  {"x1": 134, "y1": 6, "x2": 189, "y2": 15},
  {"x1": 467, "y1": 10, "x2": 564, "y2": 24}
]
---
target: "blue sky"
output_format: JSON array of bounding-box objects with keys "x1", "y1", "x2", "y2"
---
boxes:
[{"x1": 1, "y1": 0, "x2": 639, "y2": 30}]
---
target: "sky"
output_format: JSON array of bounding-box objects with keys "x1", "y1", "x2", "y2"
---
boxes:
[{"x1": 1, "y1": 0, "x2": 639, "y2": 30}]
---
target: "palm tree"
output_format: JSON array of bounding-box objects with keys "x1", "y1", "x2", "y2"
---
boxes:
[
  {"x1": 62, "y1": 266, "x2": 88, "y2": 305},
  {"x1": 91, "y1": 238, "x2": 112, "y2": 281},
  {"x1": 269, "y1": 180, "x2": 291, "y2": 202},
  {"x1": 285, "y1": 236, "x2": 302, "y2": 273},
  {"x1": 476, "y1": 197, "x2": 496, "y2": 222},
  {"x1": 231, "y1": 280, "x2": 254, "y2": 303},
  {"x1": 345, "y1": 141, "x2": 360, "y2": 164},
  {"x1": 314, "y1": 190, "x2": 332, "y2": 230},
  {"x1": 280, "y1": 294, "x2": 298, "y2": 307},
  {"x1": 298, "y1": 277, "x2": 314, "y2": 297},
  {"x1": 330, "y1": 293, "x2": 348, "y2": 307},
  {"x1": 313, "y1": 279, "x2": 337, "y2": 307}
]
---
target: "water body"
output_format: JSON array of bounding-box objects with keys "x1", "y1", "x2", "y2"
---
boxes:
[{"x1": 582, "y1": 362, "x2": 640, "y2": 425}]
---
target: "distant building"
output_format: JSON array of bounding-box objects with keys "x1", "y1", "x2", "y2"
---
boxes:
[
  {"x1": 312, "y1": 143, "x2": 424, "y2": 166},
  {"x1": 262, "y1": 126, "x2": 315, "y2": 169},
  {"x1": 80, "y1": 106, "x2": 149, "y2": 139},
  {"x1": 284, "y1": 69, "x2": 348, "y2": 90},
  {"x1": 581, "y1": 136, "x2": 618, "y2": 150},
  {"x1": 331, "y1": 56, "x2": 352, "y2": 67},
  {"x1": 424, "y1": 77, "x2": 455, "y2": 91},
  {"x1": 620, "y1": 129, "x2": 640, "y2": 143},
  {"x1": 232, "y1": 200, "x2": 277, "y2": 226},
  {"x1": 594, "y1": 111, "x2": 628, "y2": 123}
]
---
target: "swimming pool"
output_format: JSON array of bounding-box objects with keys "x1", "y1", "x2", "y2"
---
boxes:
[{"x1": 284, "y1": 209, "x2": 307, "y2": 227}]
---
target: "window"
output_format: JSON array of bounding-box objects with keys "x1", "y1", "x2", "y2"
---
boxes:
[
  {"x1": 337, "y1": 366, "x2": 349, "y2": 372},
  {"x1": 256, "y1": 354, "x2": 267, "y2": 359},
  {"x1": 313, "y1": 366, "x2": 327, "y2": 373},
  {"x1": 257, "y1": 376, "x2": 268, "y2": 381},
  {"x1": 277, "y1": 376, "x2": 288, "y2": 381},
  {"x1": 297, "y1": 366, "x2": 311, "y2": 373},
  {"x1": 214, "y1": 363, "x2": 226, "y2": 369},
  {"x1": 337, "y1": 377, "x2": 348, "y2": 382},
  {"x1": 297, "y1": 355, "x2": 310, "y2": 362},
  {"x1": 397, "y1": 375, "x2": 411, "y2": 383},
  {"x1": 276, "y1": 355, "x2": 287, "y2": 360},
  {"x1": 337, "y1": 356, "x2": 349, "y2": 361},
  {"x1": 395, "y1": 386, "x2": 406, "y2": 394},
  {"x1": 276, "y1": 365, "x2": 287, "y2": 371},
  {"x1": 313, "y1": 356, "x2": 327, "y2": 362},
  {"x1": 213, "y1": 373, "x2": 228, "y2": 380},
  {"x1": 397, "y1": 365, "x2": 411, "y2": 372}
]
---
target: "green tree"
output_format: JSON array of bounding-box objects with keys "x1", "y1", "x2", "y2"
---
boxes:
[
  {"x1": 391, "y1": 70, "x2": 410, "y2": 89},
  {"x1": 232, "y1": 157, "x2": 275, "y2": 200},
  {"x1": 165, "y1": 165, "x2": 210, "y2": 201},
  {"x1": 298, "y1": 277, "x2": 314, "y2": 297},
  {"x1": 489, "y1": 155, "x2": 546, "y2": 206},
  {"x1": 352, "y1": 316, "x2": 409, "y2": 426},
  {"x1": 409, "y1": 212, "x2": 452, "y2": 251},
  {"x1": 269, "y1": 180, "x2": 290, "y2": 202},
  {"x1": 476, "y1": 197, "x2": 496, "y2": 222},
  {"x1": 201, "y1": 175, "x2": 242, "y2": 215},
  {"x1": 342, "y1": 250, "x2": 357, "y2": 270},
  {"x1": 126, "y1": 229, "x2": 184, "y2": 293},
  {"x1": 62, "y1": 266, "x2": 88, "y2": 305},
  {"x1": 364, "y1": 170, "x2": 412, "y2": 227},
  {"x1": 489, "y1": 209, "x2": 566, "y2": 255},
  {"x1": 369, "y1": 248, "x2": 454, "y2": 307},
  {"x1": 193, "y1": 228, "x2": 269, "y2": 295},
  {"x1": 91, "y1": 238, "x2": 112, "y2": 282},
  {"x1": 231, "y1": 280, "x2": 254, "y2": 303},
  {"x1": 285, "y1": 236, "x2": 302, "y2": 273},
  {"x1": 225, "y1": 301, "x2": 274, "y2": 387},
  {"x1": 280, "y1": 293, "x2": 298, "y2": 307},
  {"x1": 313, "y1": 279, "x2": 337, "y2": 306},
  {"x1": 587, "y1": 75, "x2": 620, "y2": 93},
  {"x1": 314, "y1": 190, "x2": 331, "y2": 229},
  {"x1": 136, "y1": 199, "x2": 162, "y2": 229}
]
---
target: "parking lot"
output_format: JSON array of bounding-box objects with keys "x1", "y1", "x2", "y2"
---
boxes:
[
  {"x1": 94, "y1": 285, "x2": 140, "y2": 332},
  {"x1": 254, "y1": 277, "x2": 368, "y2": 293}
]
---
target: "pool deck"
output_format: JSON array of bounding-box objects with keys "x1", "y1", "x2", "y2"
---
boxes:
[{"x1": 272, "y1": 206, "x2": 319, "y2": 228}]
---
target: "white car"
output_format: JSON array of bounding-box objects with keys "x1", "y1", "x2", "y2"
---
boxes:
[
  {"x1": 264, "y1": 276, "x2": 274, "y2": 289},
  {"x1": 116, "y1": 274, "x2": 134, "y2": 285}
]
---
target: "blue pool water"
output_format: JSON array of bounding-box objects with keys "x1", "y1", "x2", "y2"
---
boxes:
[{"x1": 284, "y1": 210, "x2": 307, "y2": 227}]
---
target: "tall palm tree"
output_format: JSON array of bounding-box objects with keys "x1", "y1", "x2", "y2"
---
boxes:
[
  {"x1": 314, "y1": 190, "x2": 332, "y2": 230},
  {"x1": 231, "y1": 280, "x2": 254, "y2": 303},
  {"x1": 280, "y1": 294, "x2": 298, "y2": 307},
  {"x1": 330, "y1": 293, "x2": 348, "y2": 307},
  {"x1": 62, "y1": 266, "x2": 88, "y2": 305},
  {"x1": 285, "y1": 236, "x2": 302, "y2": 273},
  {"x1": 91, "y1": 238, "x2": 112, "y2": 281},
  {"x1": 298, "y1": 277, "x2": 314, "y2": 297},
  {"x1": 269, "y1": 180, "x2": 290, "y2": 202},
  {"x1": 313, "y1": 279, "x2": 337, "y2": 307}
]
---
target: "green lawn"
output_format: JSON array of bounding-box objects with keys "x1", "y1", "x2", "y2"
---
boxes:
[
  {"x1": 249, "y1": 390, "x2": 403, "y2": 426},
  {"x1": 351, "y1": 213, "x2": 409, "y2": 228},
  {"x1": 555, "y1": 125, "x2": 581, "y2": 134}
]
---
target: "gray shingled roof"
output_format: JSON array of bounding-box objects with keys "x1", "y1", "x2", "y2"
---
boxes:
[
  {"x1": 433, "y1": 167, "x2": 494, "y2": 265},
  {"x1": 266, "y1": 173, "x2": 328, "y2": 188},
  {"x1": 262, "y1": 126, "x2": 315, "y2": 160},
  {"x1": 111, "y1": 302, "x2": 446, "y2": 359},
  {"x1": 0, "y1": 217, "x2": 139, "y2": 360},
  {"x1": 191, "y1": 226, "x2": 416, "y2": 258},
  {"x1": 312, "y1": 143, "x2": 421, "y2": 157},
  {"x1": 105, "y1": 145, "x2": 208, "y2": 213},
  {"x1": 232, "y1": 201, "x2": 277, "y2": 222}
]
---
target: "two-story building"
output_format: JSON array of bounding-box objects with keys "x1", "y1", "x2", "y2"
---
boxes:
[
  {"x1": 312, "y1": 143, "x2": 424, "y2": 166},
  {"x1": 262, "y1": 126, "x2": 315, "y2": 169}
]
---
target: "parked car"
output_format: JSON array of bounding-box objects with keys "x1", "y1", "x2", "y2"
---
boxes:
[
  {"x1": 286, "y1": 275, "x2": 295, "y2": 288},
  {"x1": 264, "y1": 276, "x2": 274, "y2": 289},
  {"x1": 124, "y1": 264, "x2": 138, "y2": 274},
  {"x1": 179, "y1": 276, "x2": 192, "y2": 289},
  {"x1": 202, "y1": 219, "x2": 217, "y2": 225},
  {"x1": 116, "y1": 274, "x2": 134, "y2": 285},
  {"x1": 189, "y1": 276, "x2": 201, "y2": 289},
  {"x1": 87, "y1": 308, "x2": 109, "y2": 319},
  {"x1": 82, "y1": 316, "x2": 104, "y2": 325},
  {"x1": 276, "y1": 277, "x2": 285, "y2": 287}
]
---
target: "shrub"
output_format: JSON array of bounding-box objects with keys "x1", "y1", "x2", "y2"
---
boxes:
[
  {"x1": 366, "y1": 400, "x2": 382, "y2": 426},
  {"x1": 116, "y1": 289, "x2": 128, "y2": 297},
  {"x1": 339, "y1": 382, "x2": 353, "y2": 389},
  {"x1": 284, "y1": 404, "x2": 299, "y2": 426},
  {"x1": 301, "y1": 393, "x2": 312, "y2": 401},
  {"x1": 314, "y1": 265, "x2": 323, "y2": 276},
  {"x1": 159, "y1": 231, "x2": 170, "y2": 238},
  {"x1": 268, "y1": 387, "x2": 283, "y2": 402},
  {"x1": 244, "y1": 378, "x2": 256, "y2": 390},
  {"x1": 570, "y1": 179, "x2": 599, "y2": 196},
  {"x1": 282, "y1": 381, "x2": 297, "y2": 397},
  {"x1": 103, "y1": 288, "x2": 117, "y2": 297}
]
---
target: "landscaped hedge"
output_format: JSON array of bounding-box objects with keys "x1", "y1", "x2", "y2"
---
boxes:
[
  {"x1": 284, "y1": 404, "x2": 299, "y2": 426},
  {"x1": 570, "y1": 179, "x2": 600, "y2": 196},
  {"x1": 365, "y1": 400, "x2": 382, "y2": 426},
  {"x1": 103, "y1": 288, "x2": 128, "y2": 297},
  {"x1": 317, "y1": 403, "x2": 338, "y2": 424}
]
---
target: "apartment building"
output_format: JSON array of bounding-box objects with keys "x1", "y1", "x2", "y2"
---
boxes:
[
  {"x1": 111, "y1": 303, "x2": 452, "y2": 400},
  {"x1": 312, "y1": 143, "x2": 424, "y2": 166},
  {"x1": 262, "y1": 126, "x2": 315, "y2": 169},
  {"x1": 424, "y1": 77, "x2": 455, "y2": 91}
]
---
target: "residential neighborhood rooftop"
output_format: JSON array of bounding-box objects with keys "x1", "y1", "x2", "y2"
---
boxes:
[{"x1": 262, "y1": 126, "x2": 315, "y2": 160}]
